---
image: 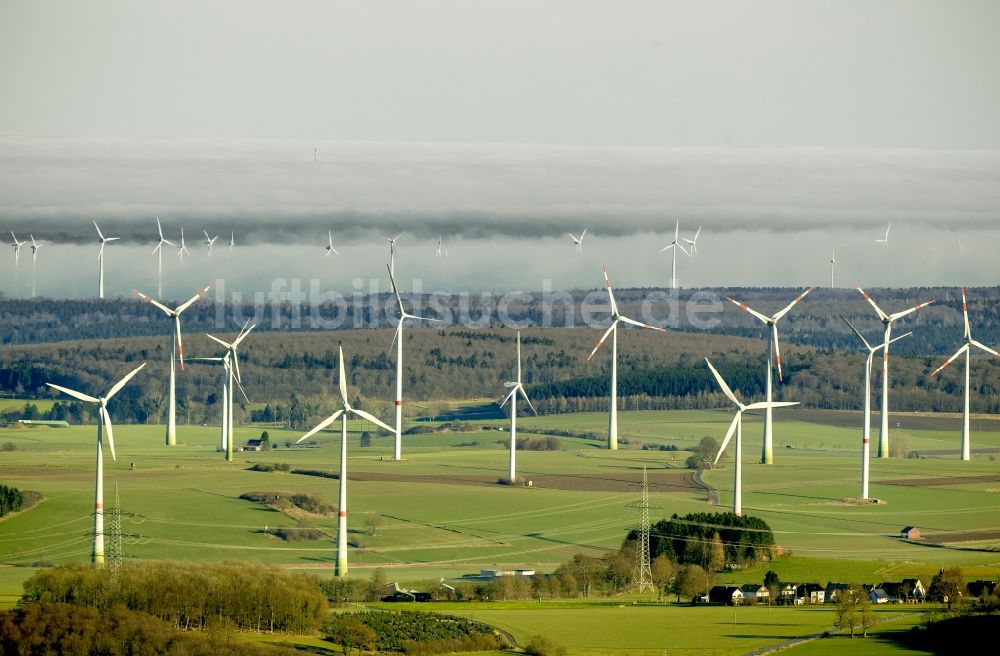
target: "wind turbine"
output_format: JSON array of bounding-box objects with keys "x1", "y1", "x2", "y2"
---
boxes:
[
  {"x1": 189, "y1": 355, "x2": 234, "y2": 455},
  {"x1": 9, "y1": 231, "x2": 25, "y2": 267},
  {"x1": 46, "y1": 363, "x2": 146, "y2": 566},
  {"x1": 682, "y1": 226, "x2": 702, "y2": 256},
  {"x1": 383, "y1": 232, "x2": 403, "y2": 277},
  {"x1": 296, "y1": 347, "x2": 397, "y2": 577},
  {"x1": 29, "y1": 235, "x2": 41, "y2": 298},
  {"x1": 568, "y1": 229, "x2": 587, "y2": 254},
  {"x1": 176, "y1": 228, "x2": 190, "y2": 263},
  {"x1": 387, "y1": 264, "x2": 440, "y2": 460},
  {"x1": 659, "y1": 221, "x2": 691, "y2": 289},
  {"x1": 134, "y1": 283, "x2": 214, "y2": 446},
  {"x1": 842, "y1": 315, "x2": 910, "y2": 499},
  {"x1": 587, "y1": 265, "x2": 666, "y2": 450},
  {"x1": 930, "y1": 288, "x2": 999, "y2": 461},
  {"x1": 152, "y1": 218, "x2": 175, "y2": 299},
  {"x1": 829, "y1": 250, "x2": 836, "y2": 288},
  {"x1": 203, "y1": 230, "x2": 219, "y2": 256},
  {"x1": 874, "y1": 222, "x2": 890, "y2": 247},
  {"x1": 436, "y1": 236, "x2": 447, "y2": 258},
  {"x1": 856, "y1": 286, "x2": 934, "y2": 458},
  {"x1": 705, "y1": 358, "x2": 798, "y2": 516},
  {"x1": 206, "y1": 319, "x2": 256, "y2": 462},
  {"x1": 228, "y1": 232, "x2": 235, "y2": 250},
  {"x1": 726, "y1": 288, "x2": 813, "y2": 464},
  {"x1": 94, "y1": 221, "x2": 119, "y2": 299},
  {"x1": 325, "y1": 230, "x2": 339, "y2": 257},
  {"x1": 500, "y1": 331, "x2": 537, "y2": 482}
]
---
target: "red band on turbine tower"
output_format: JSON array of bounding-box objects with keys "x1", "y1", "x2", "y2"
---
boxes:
[
  {"x1": 395, "y1": 400, "x2": 402, "y2": 406},
  {"x1": 338, "y1": 511, "x2": 347, "y2": 518},
  {"x1": 95, "y1": 503, "x2": 104, "y2": 510}
]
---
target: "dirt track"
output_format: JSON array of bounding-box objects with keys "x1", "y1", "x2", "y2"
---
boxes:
[{"x1": 879, "y1": 474, "x2": 1000, "y2": 487}]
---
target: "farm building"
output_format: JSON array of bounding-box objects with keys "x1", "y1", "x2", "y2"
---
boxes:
[
  {"x1": 825, "y1": 583, "x2": 852, "y2": 602},
  {"x1": 870, "y1": 588, "x2": 891, "y2": 604},
  {"x1": 967, "y1": 580, "x2": 997, "y2": 598},
  {"x1": 242, "y1": 439, "x2": 265, "y2": 452},
  {"x1": 900, "y1": 526, "x2": 921, "y2": 540},
  {"x1": 457, "y1": 569, "x2": 535, "y2": 582},
  {"x1": 796, "y1": 583, "x2": 825, "y2": 604},
  {"x1": 708, "y1": 586, "x2": 743, "y2": 606},
  {"x1": 380, "y1": 582, "x2": 432, "y2": 603},
  {"x1": 739, "y1": 584, "x2": 769, "y2": 604}
]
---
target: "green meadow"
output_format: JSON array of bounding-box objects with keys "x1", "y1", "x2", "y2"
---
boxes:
[{"x1": 2, "y1": 407, "x2": 999, "y2": 653}]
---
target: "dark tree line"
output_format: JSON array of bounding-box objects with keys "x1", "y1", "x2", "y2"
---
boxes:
[
  {"x1": 635, "y1": 512, "x2": 777, "y2": 567},
  {"x1": 0, "y1": 484, "x2": 23, "y2": 517}
]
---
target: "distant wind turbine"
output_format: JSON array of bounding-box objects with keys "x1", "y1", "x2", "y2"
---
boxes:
[
  {"x1": 94, "y1": 221, "x2": 120, "y2": 299},
  {"x1": 9, "y1": 231, "x2": 25, "y2": 268},
  {"x1": 205, "y1": 319, "x2": 256, "y2": 462},
  {"x1": 387, "y1": 264, "x2": 440, "y2": 460},
  {"x1": 228, "y1": 232, "x2": 235, "y2": 250},
  {"x1": 152, "y1": 218, "x2": 175, "y2": 299},
  {"x1": 383, "y1": 232, "x2": 403, "y2": 277},
  {"x1": 659, "y1": 221, "x2": 691, "y2": 289},
  {"x1": 296, "y1": 347, "x2": 397, "y2": 577},
  {"x1": 726, "y1": 288, "x2": 813, "y2": 464},
  {"x1": 134, "y1": 284, "x2": 214, "y2": 446},
  {"x1": 842, "y1": 315, "x2": 910, "y2": 499},
  {"x1": 29, "y1": 235, "x2": 42, "y2": 298},
  {"x1": 874, "y1": 222, "x2": 891, "y2": 247},
  {"x1": 705, "y1": 358, "x2": 798, "y2": 516},
  {"x1": 203, "y1": 230, "x2": 219, "y2": 256},
  {"x1": 500, "y1": 331, "x2": 537, "y2": 482},
  {"x1": 176, "y1": 228, "x2": 190, "y2": 263},
  {"x1": 436, "y1": 236, "x2": 447, "y2": 258},
  {"x1": 568, "y1": 229, "x2": 587, "y2": 254},
  {"x1": 829, "y1": 250, "x2": 836, "y2": 288},
  {"x1": 682, "y1": 226, "x2": 702, "y2": 256},
  {"x1": 931, "y1": 288, "x2": 999, "y2": 461},
  {"x1": 587, "y1": 265, "x2": 666, "y2": 449},
  {"x1": 325, "y1": 230, "x2": 339, "y2": 256},
  {"x1": 46, "y1": 363, "x2": 146, "y2": 566},
  {"x1": 856, "y1": 286, "x2": 934, "y2": 458}
]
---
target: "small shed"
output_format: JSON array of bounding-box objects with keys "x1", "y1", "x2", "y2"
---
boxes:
[
  {"x1": 900, "y1": 526, "x2": 920, "y2": 540},
  {"x1": 242, "y1": 439, "x2": 264, "y2": 452}
]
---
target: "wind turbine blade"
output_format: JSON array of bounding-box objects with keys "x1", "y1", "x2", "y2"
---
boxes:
[
  {"x1": 885, "y1": 331, "x2": 912, "y2": 347},
  {"x1": 744, "y1": 401, "x2": 800, "y2": 410},
  {"x1": 772, "y1": 288, "x2": 814, "y2": 322},
  {"x1": 105, "y1": 237, "x2": 119, "y2": 242},
  {"x1": 338, "y1": 346, "x2": 348, "y2": 403},
  {"x1": 157, "y1": 217, "x2": 164, "y2": 239},
  {"x1": 659, "y1": 243, "x2": 675, "y2": 253},
  {"x1": 715, "y1": 414, "x2": 740, "y2": 464},
  {"x1": 855, "y1": 286, "x2": 889, "y2": 321},
  {"x1": 402, "y1": 312, "x2": 441, "y2": 323},
  {"x1": 726, "y1": 297, "x2": 771, "y2": 325},
  {"x1": 970, "y1": 340, "x2": 1000, "y2": 357},
  {"x1": 676, "y1": 241, "x2": 691, "y2": 257},
  {"x1": 961, "y1": 288, "x2": 971, "y2": 339},
  {"x1": 705, "y1": 358, "x2": 741, "y2": 407},
  {"x1": 519, "y1": 385, "x2": 538, "y2": 415},
  {"x1": 618, "y1": 315, "x2": 666, "y2": 332},
  {"x1": 232, "y1": 319, "x2": 256, "y2": 347},
  {"x1": 352, "y1": 408, "x2": 397, "y2": 434},
  {"x1": 175, "y1": 317, "x2": 185, "y2": 370},
  {"x1": 515, "y1": 331, "x2": 522, "y2": 383},
  {"x1": 101, "y1": 405, "x2": 117, "y2": 462},
  {"x1": 568, "y1": 233, "x2": 579, "y2": 242},
  {"x1": 602, "y1": 265, "x2": 620, "y2": 316},
  {"x1": 389, "y1": 321, "x2": 401, "y2": 353},
  {"x1": 134, "y1": 289, "x2": 173, "y2": 316},
  {"x1": 674, "y1": 220, "x2": 679, "y2": 242},
  {"x1": 587, "y1": 321, "x2": 617, "y2": 361},
  {"x1": 772, "y1": 324, "x2": 784, "y2": 382},
  {"x1": 888, "y1": 299, "x2": 934, "y2": 322},
  {"x1": 47, "y1": 383, "x2": 99, "y2": 404},
  {"x1": 175, "y1": 283, "x2": 214, "y2": 314},
  {"x1": 386, "y1": 264, "x2": 406, "y2": 315},
  {"x1": 296, "y1": 410, "x2": 344, "y2": 443},
  {"x1": 206, "y1": 333, "x2": 233, "y2": 349},
  {"x1": 233, "y1": 373, "x2": 250, "y2": 404},
  {"x1": 840, "y1": 314, "x2": 873, "y2": 351},
  {"x1": 931, "y1": 345, "x2": 969, "y2": 376},
  {"x1": 93, "y1": 221, "x2": 104, "y2": 241},
  {"x1": 232, "y1": 352, "x2": 243, "y2": 385},
  {"x1": 106, "y1": 363, "x2": 146, "y2": 400},
  {"x1": 500, "y1": 387, "x2": 517, "y2": 408}
]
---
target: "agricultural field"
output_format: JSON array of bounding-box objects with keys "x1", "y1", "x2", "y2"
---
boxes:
[{"x1": 2, "y1": 408, "x2": 1000, "y2": 652}]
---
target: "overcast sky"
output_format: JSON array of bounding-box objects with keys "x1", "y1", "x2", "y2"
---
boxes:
[{"x1": 1, "y1": 1, "x2": 998, "y2": 297}]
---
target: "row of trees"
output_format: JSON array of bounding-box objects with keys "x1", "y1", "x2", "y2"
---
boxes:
[{"x1": 0, "y1": 484, "x2": 24, "y2": 517}]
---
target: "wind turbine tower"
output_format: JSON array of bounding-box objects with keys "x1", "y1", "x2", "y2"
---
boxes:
[
  {"x1": 500, "y1": 331, "x2": 537, "y2": 482},
  {"x1": 297, "y1": 347, "x2": 397, "y2": 577},
  {"x1": 94, "y1": 221, "x2": 120, "y2": 299},
  {"x1": 659, "y1": 221, "x2": 691, "y2": 290},
  {"x1": 47, "y1": 363, "x2": 146, "y2": 566}
]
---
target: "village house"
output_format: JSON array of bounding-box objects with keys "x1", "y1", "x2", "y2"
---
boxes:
[
  {"x1": 900, "y1": 526, "x2": 920, "y2": 540},
  {"x1": 738, "y1": 584, "x2": 770, "y2": 605},
  {"x1": 796, "y1": 583, "x2": 825, "y2": 605},
  {"x1": 708, "y1": 585, "x2": 743, "y2": 606}
]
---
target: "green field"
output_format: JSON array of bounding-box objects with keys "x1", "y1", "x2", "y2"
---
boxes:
[{"x1": 2, "y1": 408, "x2": 999, "y2": 653}]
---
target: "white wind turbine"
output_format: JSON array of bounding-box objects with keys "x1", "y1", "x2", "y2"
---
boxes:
[
  {"x1": 568, "y1": 229, "x2": 587, "y2": 254},
  {"x1": 874, "y1": 222, "x2": 891, "y2": 247},
  {"x1": 134, "y1": 283, "x2": 214, "y2": 446},
  {"x1": 152, "y1": 218, "x2": 175, "y2": 299},
  {"x1": 500, "y1": 331, "x2": 537, "y2": 482},
  {"x1": 587, "y1": 265, "x2": 666, "y2": 450},
  {"x1": 436, "y1": 236, "x2": 447, "y2": 258},
  {"x1": 829, "y1": 250, "x2": 836, "y2": 288},
  {"x1": 9, "y1": 231, "x2": 25, "y2": 267},
  {"x1": 705, "y1": 358, "x2": 798, "y2": 516},
  {"x1": 94, "y1": 221, "x2": 120, "y2": 299},
  {"x1": 856, "y1": 286, "x2": 934, "y2": 458},
  {"x1": 176, "y1": 227, "x2": 190, "y2": 263},
  {"x1": 46, "y1": 363, "x2": 146, "y2": 566},
  {"x1": 842, "y1": 315, "x2": 910, "y2": 499},
  {"x1": 203, "y1": 230, "x2": 219, "y2": 256},
  {"x1": 387, "y1": 263, "x2": 440, "y2": 460},
  {"x1": 228, "y1": 232, "x2": 235, "y2": 250},
  {"x1": 29, "y1": 235, "x2": 42, "y2": 298},
  {"x1": 682, "y1": 226, "x2": 702, "y2": 256},
  {"x1": 325, "y1": 230, "x2": 340, "y2": 257},
  {"x1": 384, "y1": 232, "x2": 403, "y2": 277},
  {"x1": 930, "y1": 288, "x2": 999, "y2": 461},
  {"x1": 659, "y1": 221, "x2": 691, "y2": 289},
  {"x1": 726, "y1": 288, "x2": 813, "y2": 464},
  {"x1": 296, "y1": 347, "x2": 397, "y2": 577},
  {"x1": 189, "y1": 354, "x2": 238, "y2": 456},
  {"x1": 206, "y1": 319, "x2": 256, "y2": 462}
]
